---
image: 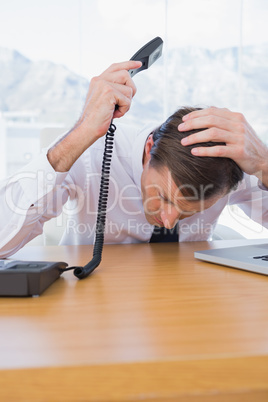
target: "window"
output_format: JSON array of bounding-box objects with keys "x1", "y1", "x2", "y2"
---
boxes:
[{"x1": 0, "y1": 0, "x2": 267, "y2": 237}]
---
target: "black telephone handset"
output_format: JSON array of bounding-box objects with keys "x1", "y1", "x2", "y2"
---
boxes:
[
  {"x1": 129, "y1": 36, "x2": 163, "y2": 76},
  {"x1": 73, "y1": 37, "x2": 163, "y2": 279}
]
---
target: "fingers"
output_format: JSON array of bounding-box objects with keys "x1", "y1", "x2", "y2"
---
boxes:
[
  {"x1": 93, "y1": 60, "x2": 142, "y2": 115},
  {"x1": 179, "y1": 113, "x2": 240, "y2": 136},
  {"x1": 179, "y1": 116, "x2": 233, "y2": 139},
  {"x1": 101, "y1": 61, "x2": 142, "y2": 96},
  {"x1": 110, "y1": 82, "x2": 135, "y2": 117},
  {"x1": 104, "y1": 60, "x2": 143, "y2": 74},
  {"x1": 80, "y1": 60, "x2": 142, "y2": 138},
  {"x1": 178, "y1": 107, "x2": 247, "y2": 163},
  {"x1": 191, "y1": 143, "x2": 230, "y2": 158},
  {"x1": 179, "y1": 107, "x2": 247, "y2": 147},
  {"x1": 182, "y1": 107, "x2": 246, "y2": 124},
  {"x1": 190, "y1": 142, "x2": 245, "y2": 164},
  {"x1": 177, "y1": 106, "x2": 268, "y2": 178},
  {"x1": 179, "y1": 107, "x2": 246, "y2": 139},
  {"x1": 181, "y1": 127, "x2": 233, "y2": 146}
]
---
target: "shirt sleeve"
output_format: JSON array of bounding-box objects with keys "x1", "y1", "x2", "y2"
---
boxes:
[
  {"x1": 258, "y1": 180, "x2": 268, "y2": 191},
  {"x1": 227, "y1": 174, "x2": 268, "y2": 229},
  {"x1": 0, "y1": 150, "x2": 70, "y2": 258}
]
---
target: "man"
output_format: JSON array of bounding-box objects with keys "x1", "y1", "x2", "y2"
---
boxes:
[{"x1": 0, "y1": 61, "x2": 267, "y2": 258}]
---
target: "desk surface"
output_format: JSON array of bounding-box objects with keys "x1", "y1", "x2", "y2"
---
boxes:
[{"x1": 1, "y1": 240, "x2": 268, "y2": 401}]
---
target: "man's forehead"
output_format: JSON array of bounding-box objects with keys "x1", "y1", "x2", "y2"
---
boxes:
[
  {"x1": 148, "y1": 166, "x2": 194, "y2": 198},
  {"x1": 158, "y1": 165, "x2": 225, "y2": 200}
]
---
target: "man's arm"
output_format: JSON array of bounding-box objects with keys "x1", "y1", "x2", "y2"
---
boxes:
[
  {"x1": 47, "y1": 61, "x2": 142, "y2": 172},
  {"x1": 178, "y1": 107, "x2": 268, "y2": 188},
  {"x1": 0, "y1": 152, "x2": 70, "y2": 258},
  {"x1": 0, "y1": 60, "x2": 142, "y2": 257}
]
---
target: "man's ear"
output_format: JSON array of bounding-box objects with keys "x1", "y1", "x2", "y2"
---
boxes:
[{"x1": 143, "y1": 134, "x2": 154, "y2": 165}]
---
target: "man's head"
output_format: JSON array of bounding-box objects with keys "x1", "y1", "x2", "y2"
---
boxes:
[{"x1": 141, "y1": 106, "x2": 243, "y2": 228}]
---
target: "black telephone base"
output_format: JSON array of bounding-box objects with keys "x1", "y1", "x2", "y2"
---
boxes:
[{"x1": 0, "y1": 261, "x2": 67, "y2": 297}]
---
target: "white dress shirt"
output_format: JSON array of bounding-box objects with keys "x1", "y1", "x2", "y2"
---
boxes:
[{"x1": 0, "y1": 122, "x2": 268, "y2": 258}]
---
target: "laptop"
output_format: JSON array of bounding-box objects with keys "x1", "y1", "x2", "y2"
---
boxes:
[{"x1": 194, "y1": 240, "x2": 268, "y2": 276}]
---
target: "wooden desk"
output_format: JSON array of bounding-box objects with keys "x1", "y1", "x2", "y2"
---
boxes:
[{"x1": 1, "y1": 240, "x2": 268, "y2": 401}]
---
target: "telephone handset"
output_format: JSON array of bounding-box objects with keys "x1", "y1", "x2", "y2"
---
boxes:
[{"x1": 73, "y1": 37, "x2": 163, "y2": 279}]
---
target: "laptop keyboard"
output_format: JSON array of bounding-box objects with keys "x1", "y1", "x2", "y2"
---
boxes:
[{"x1": 253, "y1": 255, "x2": 268, "y2": 261}]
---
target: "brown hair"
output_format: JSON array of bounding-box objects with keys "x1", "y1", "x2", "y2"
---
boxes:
[{"x1": 149, "y1": 106, "x2": 243, "y2": 199}]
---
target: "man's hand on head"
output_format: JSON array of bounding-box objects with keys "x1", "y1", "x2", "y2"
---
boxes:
[{"x1": 178, "y1": 107, "x2": 268, "y2": 187}]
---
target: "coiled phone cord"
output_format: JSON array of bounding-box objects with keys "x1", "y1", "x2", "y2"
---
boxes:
[
  {"x1": 72, "y1": 121, "x2": 116, "y2": 279},
  {"x1": 63, "y1": 37, "x2": 163, "y2": 279}
]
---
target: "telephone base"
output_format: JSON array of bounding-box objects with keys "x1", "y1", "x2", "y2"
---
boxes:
[{"x1": 0, "y1": 260, "x2": 67, "y2": 297}]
